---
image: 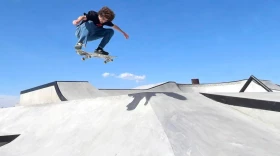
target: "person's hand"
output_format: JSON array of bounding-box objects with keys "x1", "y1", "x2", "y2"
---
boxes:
[
  {"x1": 73, "y1": 16, "x2": 86, "y2": 26},
  {"x1": 123, "y1": 32, "x2": 129, "y2": 39},
  {"x1": 72, "y1": 20, "x2": 79, "y2": 25}
]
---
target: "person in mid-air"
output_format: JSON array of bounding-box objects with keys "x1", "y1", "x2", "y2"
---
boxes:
[{"x1": 72, "y1": 6, "x2": 129, "y2": 55}]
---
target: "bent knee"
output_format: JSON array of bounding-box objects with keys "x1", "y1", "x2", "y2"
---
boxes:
[{"x1": 106, "y1": 28, "x2": 114, "y2": 35}]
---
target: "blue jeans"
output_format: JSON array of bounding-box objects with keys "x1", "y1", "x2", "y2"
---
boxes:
[{"x1": 75, "y1": 20, "x2": 114, "y2": 48}]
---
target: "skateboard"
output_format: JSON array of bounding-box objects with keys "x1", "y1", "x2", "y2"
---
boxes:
[{"x1": 76, "y1": 49, "x2": 116, "y2": 64}]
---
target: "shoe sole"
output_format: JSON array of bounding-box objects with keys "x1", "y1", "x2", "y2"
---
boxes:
[
  {"x1": 94, "y1": 51, "x2": 109, "y2": 55},
  {"x1": 75, "y1": 46, "x2": 82, "y2": 50},
  {"x1": 95, "y1": 53, "x2": 109, "y2": 55}
]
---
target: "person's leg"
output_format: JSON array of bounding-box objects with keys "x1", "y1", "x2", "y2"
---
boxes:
[
  {"x1": 74, "y1": 21, "x2": 95, "y2": 50},
  {"x1": 96, "y1": 28, "x2": 114, "y2": 49},
  {"x1": 87, "y1": 28, "x2": 114, "y2": 55}
]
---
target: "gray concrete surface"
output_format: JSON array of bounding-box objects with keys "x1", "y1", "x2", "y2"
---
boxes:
[
  {"x1": 18, "y1": 76, "x2": 280, "y2": 106},
  {"x1": 0, "y1": 92, "x2": 280, "y2": 156},
  {"x1": 19, "y1": 81, "x2": 107, "y2": 105},
  {"x1": 56, "y1": 81, "x2": 107, "y2": 100},
  {"x1": 3, "y1": 77, "x2": 280, "y2": 155},
  {"x1": 101, "y1": 78, "x2": 278, "y2": 97}
]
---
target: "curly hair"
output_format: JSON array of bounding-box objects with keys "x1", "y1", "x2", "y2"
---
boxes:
[{"x1": 98, "y1": 6, "x2": 115, "y2": 21}]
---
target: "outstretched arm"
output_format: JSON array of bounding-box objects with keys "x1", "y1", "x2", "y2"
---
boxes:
[
  {"x1": 113, "y1": 24, "x2": 129, "y2": 39},
  {"x1": 72, "y1": 15, "x2": 87, "y2": 25}
]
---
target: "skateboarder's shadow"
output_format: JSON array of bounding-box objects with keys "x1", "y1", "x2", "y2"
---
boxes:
[{"x1": 126, "y1": 92, "x2": 187, "y2": 111}]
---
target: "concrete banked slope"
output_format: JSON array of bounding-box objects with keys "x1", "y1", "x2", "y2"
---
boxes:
[
  {"x1": 19, "y1": 81, "x2": 107, "y2": 105},
  {"x1": 1, "y1": 77, "x2": 280, "y2": 155},
  {"x1": 1, "y1": 92, "x2": 280, "y2": 156},
  {"x1": 100, "y1": 77, "x2": 280, "y2": 96}
]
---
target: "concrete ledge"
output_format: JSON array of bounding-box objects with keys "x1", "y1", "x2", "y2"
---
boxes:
[{"x1": 201, "y1": 93, "x2": 280, "y2": 112}]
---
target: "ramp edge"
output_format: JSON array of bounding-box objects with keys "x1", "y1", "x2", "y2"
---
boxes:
[{"x1": 20, "y1": 81, "x2": 88, "y2": 101}]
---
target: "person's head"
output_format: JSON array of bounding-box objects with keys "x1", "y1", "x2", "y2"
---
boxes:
[{"x1": 98, "y1": 6, "x2": 115, "y2": 23}]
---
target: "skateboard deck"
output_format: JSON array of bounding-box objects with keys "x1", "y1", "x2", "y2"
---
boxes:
[{"x1": 76, "y1": 49, "x2": 116, "y2": 64}]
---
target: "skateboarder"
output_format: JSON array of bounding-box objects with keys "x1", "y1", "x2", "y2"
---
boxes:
[{"x1": 73, "y1": 6, "x2": 129, "y2": 55}]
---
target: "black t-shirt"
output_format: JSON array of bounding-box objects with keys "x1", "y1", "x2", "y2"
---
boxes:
[{"x1": 81, "y1": 10, "x2": 114, "y2": 27}]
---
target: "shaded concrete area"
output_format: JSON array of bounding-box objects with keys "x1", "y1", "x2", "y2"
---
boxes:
[
  {"x1": 203, "y1": 92, "x2": 280, "y2": 102},
  {"x1": 126, "y1": 92, "x2": 187, "y2": 110},
  {"x1": 0, "y1": 135, "x2": 20, "y2": 147},
  {"x1": 201, "y1": 92, "x2": 280, "y2": 112}
]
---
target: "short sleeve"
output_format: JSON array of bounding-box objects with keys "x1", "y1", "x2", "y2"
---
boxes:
[
  {"x1": 83, "y1": 11, "x2": 97, "y2": 21},
  {"x1": 104, "y1": 21, "x2": 114, "y2": 27}
]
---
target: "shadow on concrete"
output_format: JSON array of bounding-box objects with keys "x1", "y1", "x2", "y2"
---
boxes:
[
  {"x1": 201, "y1": 93, "x2": 280, "y2": 112},
  {"x1": 0, "y1": 134, "x2": 20, "y2": 147},
  {"x1": 127, "y1": 92, "x2": 187, "y2": 111}
]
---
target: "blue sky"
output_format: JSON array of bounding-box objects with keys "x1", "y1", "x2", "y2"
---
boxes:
[{"x1": 1, "y1": 0, "x2": 280, "y2": 98}]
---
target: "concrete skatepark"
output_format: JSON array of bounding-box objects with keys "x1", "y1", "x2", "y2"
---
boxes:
[{"x1": 1, "y1": 75, "x2": 280, "y2": 155}]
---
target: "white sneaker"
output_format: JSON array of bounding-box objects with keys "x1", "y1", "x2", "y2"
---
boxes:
[{"x1": 75, "y1": 43, "x2": 83, "y2": 50}]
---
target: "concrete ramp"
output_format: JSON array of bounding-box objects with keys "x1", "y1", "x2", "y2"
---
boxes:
[
  {"x1": 56, "y1": 81, "x2": 107, "y2": 100},
  {"x1": 149, "y1": 81, "x2": 182, "y2": 92},
  {"x1": 1, "y1": 92, "x2": 280, "y2": 155},
  {"x1": 99, "y1": 82, "x2": 182, "y2": 96},
  {"x1": 19, "y1": 81, "x2": 107, "y2": 105},
  {"x1": 0, "y1": 94, "x2": 175, "y2": 156},
  {"x1": 178, "y1": 80, "x2": 247, "y2": 92},
  {"x1": 148, "y1": 92, "x2": 280, "y2": 155}
]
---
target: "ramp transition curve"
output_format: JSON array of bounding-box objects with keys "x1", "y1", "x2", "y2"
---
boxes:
[{"x1": 19, "y1": 81, "x2": 107, "y2": 105}]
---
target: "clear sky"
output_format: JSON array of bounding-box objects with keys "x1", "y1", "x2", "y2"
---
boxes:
[{"x1": 1, "y1": 0, "x2": 280, "y2": 98}]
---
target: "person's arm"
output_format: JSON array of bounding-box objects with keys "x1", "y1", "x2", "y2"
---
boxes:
[
  {"x1": 72, "y1": 15, "x2": 87, "y2": 25},
  {"x1": 113, "y1": 24, "x2": 129, "y2": 39}
]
